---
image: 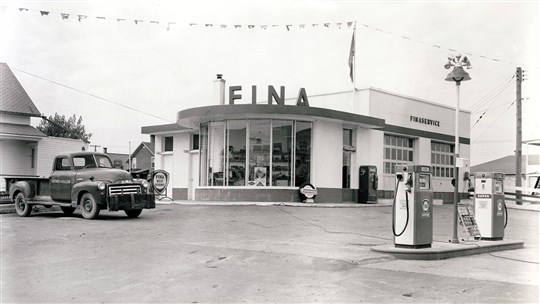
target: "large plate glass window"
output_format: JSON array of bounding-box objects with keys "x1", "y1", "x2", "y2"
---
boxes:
[
  {"x1": 248, "y1": 120, "x2": 271, "y2": 186},
  {"x1": 295, "y1": 122, "x2": 312, "y2": 187},
  {"x1": 272, "y1": 120, "x2": 293, "y2": 186},
  {"x1": 208, "y1": 122, "x2": 226, "y2": 186},
  {"x1": 227, "y1": 120, "x2": 247, "y2": 186},
  {"x1": 200, "y1": 120, "x2": 311, "y2": 187}
]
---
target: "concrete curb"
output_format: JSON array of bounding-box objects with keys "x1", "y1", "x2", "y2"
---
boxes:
[{"x1": 371, "y1": 239, "x2": 525, "y2": 260}]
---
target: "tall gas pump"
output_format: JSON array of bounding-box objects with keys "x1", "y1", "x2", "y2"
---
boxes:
[
  {"x1": 358, "y1": 165, "x2": 378, "y2": 203},
  {"x1": 472, "y1": 172, "x2": 506, "y2": 240},
  {"x1": 392, "y1": 165, "x2": 433, "y2": 248}
]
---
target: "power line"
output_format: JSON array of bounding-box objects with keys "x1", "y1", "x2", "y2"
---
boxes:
[
  {"x1": 12, "y1": 68, "x2": 173, "y2": 123},
  {"x1": 469, "y1": 75, "x2": 515, "y2": 113}
]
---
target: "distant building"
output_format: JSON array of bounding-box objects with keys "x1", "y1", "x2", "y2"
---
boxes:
[
  {"x1": 128, "y1": 142, "x2": 155, "y2": 177},
  {"x1": 0, "y1": 62, "x2": 88, "y2": 197},
  {"x1": 471, "y1": 154, "x2": 540, "y2": 190}
]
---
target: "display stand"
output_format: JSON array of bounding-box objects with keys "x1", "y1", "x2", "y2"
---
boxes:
[{"x1": 458, "y1": 203, "x2": 481, "y2": 241}]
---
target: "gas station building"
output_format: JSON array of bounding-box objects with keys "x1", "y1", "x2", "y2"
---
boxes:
[{"x1": 142, "y1": 83, "x2": 470, "y2": 203}]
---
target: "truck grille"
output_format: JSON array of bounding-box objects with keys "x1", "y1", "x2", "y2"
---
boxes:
[{"x1": 108, "y1": 184, "x2": 141, "y2": 196}]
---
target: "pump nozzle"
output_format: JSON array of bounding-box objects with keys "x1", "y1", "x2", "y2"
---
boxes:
[{"x1": 405, "y1": 173, "x2": 413, "y2": 193}]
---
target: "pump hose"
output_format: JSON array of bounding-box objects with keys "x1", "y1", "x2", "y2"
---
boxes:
[
  {"x1": 504, "y1": 201, "x2": 508, "y2": 228},
  {"x1": 392, "y1": 178, "x2": 410, "y2": 237}
]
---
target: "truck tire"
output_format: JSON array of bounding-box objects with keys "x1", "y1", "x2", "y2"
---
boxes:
[
  {"x1": 80, "y1": 193, "x2": 100, "y2": 219},
  {"x1": 60, "y1": 206, "x2": 76, "y2": 215},
  {"x1": 14, "y1": 192, "x2": 32, "y2": 217},
  {"x1": 124, "y1": 209, "x2": 143, "y2": 218}
]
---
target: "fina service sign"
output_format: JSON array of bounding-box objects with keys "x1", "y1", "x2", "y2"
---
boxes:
[{"x1": 152, "y1": 170, "x2": 169, "y2": 195}]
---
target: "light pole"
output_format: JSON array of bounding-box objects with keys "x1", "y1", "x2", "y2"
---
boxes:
[{"x1": 444, "y1": 54, "x2": 472, "y2": 244}]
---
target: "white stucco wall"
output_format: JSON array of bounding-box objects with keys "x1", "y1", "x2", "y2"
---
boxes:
[
  {"x1": 311, "y1": 120, "x2": 342, "y2": 188},
  {"x1": 172, "y1": 133, "x2": 191, "y2": 188},
  {"x1": 354, "y1": 128, "x2": 384, "y2": 189}
]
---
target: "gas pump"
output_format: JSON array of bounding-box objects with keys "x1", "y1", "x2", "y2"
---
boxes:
[
  {"x1": 358, "y1": 165, "x2": 378, "y2": 203},
  {"x1": 392, "y1": 165, "x2": 433, "y2": 248},
  {"x1": 472, "y1": 172, "x2": 506, "y2": 240}
]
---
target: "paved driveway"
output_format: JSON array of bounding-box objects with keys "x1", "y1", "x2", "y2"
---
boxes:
[{"x1": 1, "y1": 204, "x2": 538, "y2": 303}]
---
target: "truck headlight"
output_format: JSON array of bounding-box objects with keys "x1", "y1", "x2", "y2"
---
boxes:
[
  {"x1": 141, "y1": 180, "x2": 149, "y2": 188},
  {"x1": 97, "y1": 181, "x2": 106, "y2": 191}
]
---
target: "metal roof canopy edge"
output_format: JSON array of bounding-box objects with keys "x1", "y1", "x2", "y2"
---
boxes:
[{"x1": 176, "y1": 104, "x2": 385, "y2": 129}]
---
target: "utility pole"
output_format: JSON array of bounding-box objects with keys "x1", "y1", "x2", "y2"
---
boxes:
[{"x1": 515, "y1": 67, "x2": 523, "y2": 205}]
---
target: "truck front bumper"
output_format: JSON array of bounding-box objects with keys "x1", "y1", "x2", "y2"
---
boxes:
[{"x1": 108, "y1": 194, "x2": 156, "y2": 211}]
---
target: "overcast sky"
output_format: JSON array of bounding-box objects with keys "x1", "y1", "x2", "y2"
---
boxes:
[{"x1": 1, "y1": 0, "x2": 538, "y2": 165}]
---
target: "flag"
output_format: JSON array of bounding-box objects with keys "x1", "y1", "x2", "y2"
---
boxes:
[{"x1": 348, "y1": 31, "x2": 355, "y2": 83}]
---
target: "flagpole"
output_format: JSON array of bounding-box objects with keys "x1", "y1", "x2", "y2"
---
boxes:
[{"x1": 352, "y1": 21, "x2": 357, "y2": 112}]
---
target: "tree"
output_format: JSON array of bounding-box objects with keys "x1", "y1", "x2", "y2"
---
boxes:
[{"x1": 37, "y1": 113, "x2": 92, "y2": 142}]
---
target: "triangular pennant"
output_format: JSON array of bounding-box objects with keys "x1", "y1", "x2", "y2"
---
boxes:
[
  {"x1": 261, "y1": 25, "x2": 267, "y2": 30},
  {"x1": 117, "y1": 18, "x2": 125, "y2": 22},
  {"x1": 96, "y1": 16, "x2": 106, "y2": 20},
  {"x1": 272, "y1": 25, "x2": 279, "y2": 28},
  {"x1": 205, "y1": 24, "x2": 213, "y2": 27},
  {"x1": 220, "y1": 24, "x2": 227, "y2": 29},
  {"x1": 248, "y1": 25, "x2": 254, "y2": 29},
  {"x1": 78, "y1": 15, "x2": 87, "y2": 22},
  {"x1": 347, "y1": 22, "x2": 353, "y2": 28},
  {"x1": 61, "y1": 13, "x2": 69, "y2": 20},
  {"x1": 134, "y1": 19, "x2": 142, "y2": 24},
  {"x1": 286, "y1": 24, "x2": 292, "y2": 31},
  {"x1": 312, "y1": 24, "x2": 318, "y2": 27},
  {"x1": 167, "y1": 22, "x2": 175, "y2": 31},
  {"x1": 324, "y1": 23, "x2": 330, "y2": 28},
  {"x1": 150, "y1": 20, "x2": 159, "y2": 24},
  {"x1": 234, "y1": 25, "x2": 241, "y2": 29},
  {"x1": 337, "y1": 22, "x2": 342, "y2": 29},
  {"x1": 40, "y1": 11, "x2": 49, "y2": 16},
  {"x1": 19, "y1": 8, "x2": 29, "y2": 12},
  {"x1": 189, "y1": 23, "x2": 197, "y2": 26},
  {"x1": 299, "y1": 24, "x2": 305, "y2": 29}
]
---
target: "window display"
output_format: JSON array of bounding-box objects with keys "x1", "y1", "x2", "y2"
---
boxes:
[{"x1": 200, "y1": 119, "x2": 311, "y2": 187}]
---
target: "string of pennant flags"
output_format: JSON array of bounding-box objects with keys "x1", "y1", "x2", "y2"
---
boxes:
[
  {"x1": 0, "y1": 5, "x2": 535, "y2": 68},
  {"x1": 6, "y1": 6, "x2": 356, "y2": 31}
]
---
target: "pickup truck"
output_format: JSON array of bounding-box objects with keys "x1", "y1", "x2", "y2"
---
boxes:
[{"x1": 8, "y1": 152, "x2": 155, "y2": 219}]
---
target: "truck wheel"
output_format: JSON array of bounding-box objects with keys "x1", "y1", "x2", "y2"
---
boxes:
[
  {"x1": 14, "y1": 192, "x2": 32, "y2": 217},
  {"x1": 124, "y1": 209, "x2": 142, "y2": 218},
  {"x1": 80, "y1": 193, "x2": 100, "y2": 219},
  {"x1": 60, "y1": 206, "x2": 76, "y2": 215}
]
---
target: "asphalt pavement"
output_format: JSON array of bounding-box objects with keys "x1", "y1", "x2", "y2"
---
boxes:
[{"x1": 1, "y1": 202, "x2": 538, "y2": 303}]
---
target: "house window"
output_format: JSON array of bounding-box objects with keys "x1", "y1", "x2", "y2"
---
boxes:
[
  {"x1": 192, "y1": 134, "x2": 199, "y2": 150},
  {"x1": 30, "y1": 147, "x2": 35, "y2": 169},
  {"x1": 164, "y1": 136, "x2": 173, "y2": 152}
]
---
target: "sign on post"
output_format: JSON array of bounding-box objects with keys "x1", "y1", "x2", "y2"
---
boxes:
[{"x1": 152, "y1": 170, "x2": 169, "y2": 197}]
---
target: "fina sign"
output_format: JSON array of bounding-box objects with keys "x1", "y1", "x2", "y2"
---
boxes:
[
  {"x1": 152, "y1": 170, "x2": 169, "y2": 195},
  {"x1": 229, "y1": 85, "x2": 310, "y2": 107}
]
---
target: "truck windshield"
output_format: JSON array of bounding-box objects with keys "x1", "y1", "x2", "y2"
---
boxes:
[{"x1": 73, "y1": 155, "x2": 113, "y2": 170}]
